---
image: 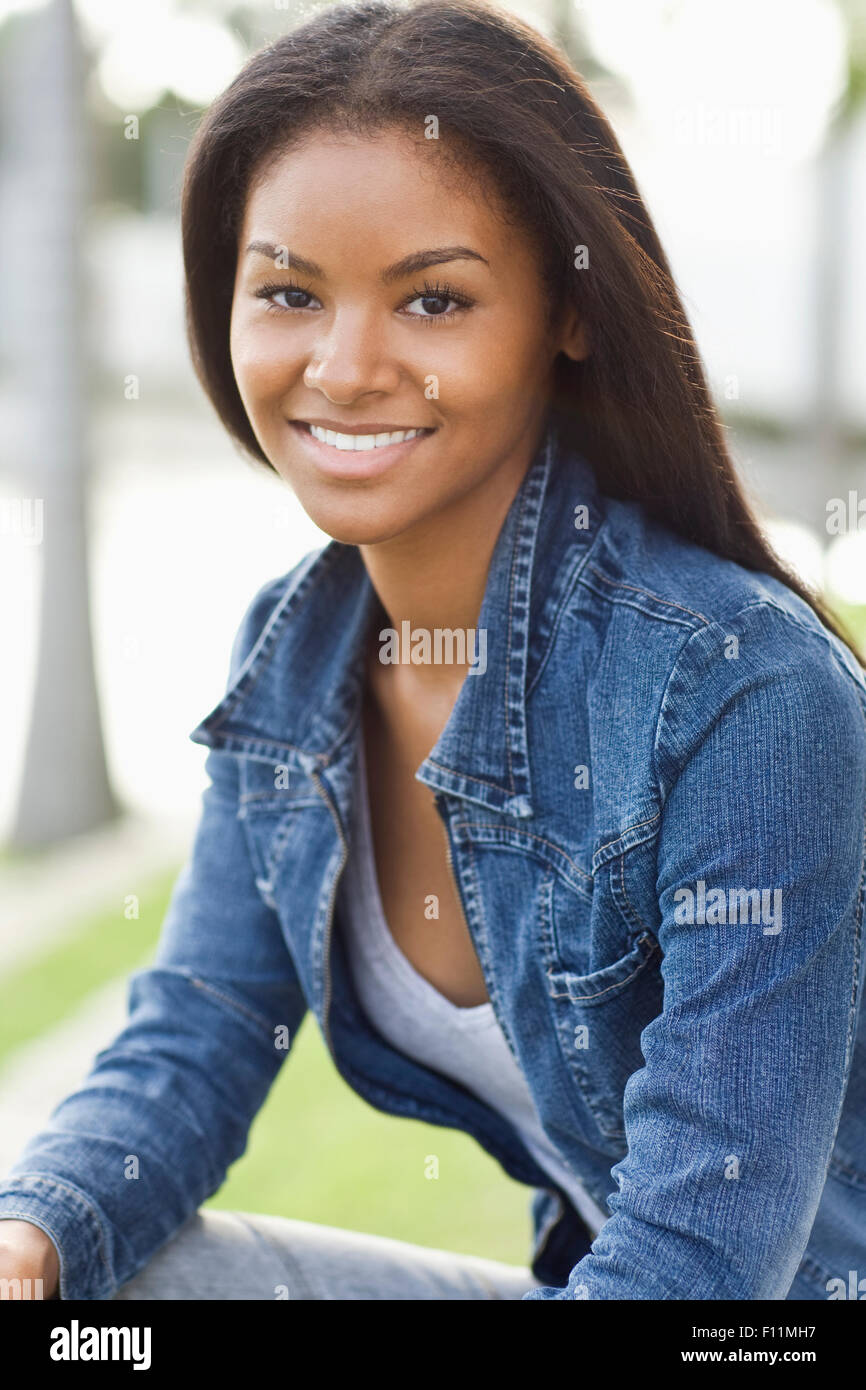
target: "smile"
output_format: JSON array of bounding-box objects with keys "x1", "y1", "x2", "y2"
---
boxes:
[
  {"x1": 288, "y1": 419, "x2": 435, "y2": 480},
  {"x1": 305, "y1": 424, "x2": 429, "y2": 451}
]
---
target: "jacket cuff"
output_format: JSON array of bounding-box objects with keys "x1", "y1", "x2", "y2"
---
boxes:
[{"x1": 0, "y1": 1175, "x2": 114, "y2": 1300}]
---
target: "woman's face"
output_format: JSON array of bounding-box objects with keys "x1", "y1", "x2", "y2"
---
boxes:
[{"x1": 230, "y1": 127, "x2": 586, "y2": 545}]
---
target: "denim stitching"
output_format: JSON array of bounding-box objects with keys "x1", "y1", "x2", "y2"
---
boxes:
[
  {"x1": 452, "y1": 820, "x2": 593, "y2": 886},
  {"x1": 595, "y1": 811, "x2": 661, "y2": 859},
  {"x1": 546, "y1": 937, "x2": 659, "y2": 1001},
  {"x1": 617, "y1": 852, "x2": 652, "y2": 936},
  {"x1": 422, "y1": 759, "x2": 512, "y2": 795},
  {"x1": 526, "y1": 519, "x2": 606, "y2": 702},
  {"x1": 0, "y1": 1175, "x2": 113, "y2": 1283},
  {"x1": 583, "y1": 565, "x2": 712, "y2": 625},
  {"x1": 189, "y1": 976, "x2": 274, "y2": 1036}
]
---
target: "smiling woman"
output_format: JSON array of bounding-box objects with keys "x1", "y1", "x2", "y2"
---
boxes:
[{"x1": 2, "y1": 0, "x2": 866, "y2": 1310}]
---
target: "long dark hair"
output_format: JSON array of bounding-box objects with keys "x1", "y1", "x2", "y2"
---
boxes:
[{"x1": 180, "y1": 0, "x2": 862, "y2": 664}]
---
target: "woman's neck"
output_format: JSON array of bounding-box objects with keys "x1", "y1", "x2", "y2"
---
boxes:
[{"x1": 357, "y1": 448, "x2": 526, "y2": 697}]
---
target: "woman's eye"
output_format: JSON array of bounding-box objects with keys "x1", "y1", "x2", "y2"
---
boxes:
[
  {"x1": 275, "y1": 288, "x2": 313, "y2": 309},
  {"x1": 255, "y1": 283, "x2": 318, "y2": 313},
  {"x1": 403, "y1": 292, "x2": 464, "y2": 319}
]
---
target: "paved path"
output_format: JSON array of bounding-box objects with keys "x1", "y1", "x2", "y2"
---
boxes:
[
  {"x1": 0, "y1": 814, "x2": 192, "y2": 1176},
  {"x1": 0, "y1": 812, "x2": 193, "y2": 976}
]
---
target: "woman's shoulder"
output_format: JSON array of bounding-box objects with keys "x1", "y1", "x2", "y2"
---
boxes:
[{"x1": 585, "y1": 495, "x2": 865, "y2": 697}]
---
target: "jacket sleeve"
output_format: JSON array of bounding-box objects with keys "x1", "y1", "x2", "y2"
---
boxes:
[
  {"x1": 0, "y1": 584, "x2": 309, "y2": 1300},
  {"x1": 525, "y1": 602, "x2": 866, "y2": 1299}
]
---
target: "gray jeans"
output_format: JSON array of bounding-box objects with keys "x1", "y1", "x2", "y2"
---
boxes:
[{"x1": 112, "y1": 1208, "x2": 545, "y2": 1300}]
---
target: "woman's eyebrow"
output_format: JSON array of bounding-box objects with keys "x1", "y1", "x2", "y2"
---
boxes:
[
  {"x1": 380, "y1": 246, "x2": 489, "y2": 282},
  {"x1": 244, "y1": 241, "x2": 489, "y2": 281}
]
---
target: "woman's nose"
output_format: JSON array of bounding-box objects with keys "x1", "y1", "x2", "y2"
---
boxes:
[{"x1": 302, "y1": 307, "x2": 401, "y2": 400}]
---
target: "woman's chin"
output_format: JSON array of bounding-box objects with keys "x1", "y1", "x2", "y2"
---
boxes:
[{"x1": 298, "y1": 503, "x2": 425, "y2": 549}]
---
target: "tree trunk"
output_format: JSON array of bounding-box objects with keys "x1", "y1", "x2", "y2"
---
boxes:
[{"x1": 6, "y1": 0, "x2": 119, "y2": 849}]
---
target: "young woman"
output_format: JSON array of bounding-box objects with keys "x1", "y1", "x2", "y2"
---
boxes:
[{"x1": 2, "y1": 0, "x2": 866, "y2": 1302}]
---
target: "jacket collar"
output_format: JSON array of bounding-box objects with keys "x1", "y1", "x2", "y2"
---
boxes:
[{"x1": 189, "y1": 409, "x2": 602, "y2": 818}]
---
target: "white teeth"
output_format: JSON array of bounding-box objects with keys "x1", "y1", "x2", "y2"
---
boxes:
[{"x1": 308, "y1": 425, "x2": 425, "y2": 450}]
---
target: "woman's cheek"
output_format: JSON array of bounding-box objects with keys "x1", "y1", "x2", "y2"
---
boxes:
[{"x1": 232, "y1": 329, "x2": 293, "y2": 408}]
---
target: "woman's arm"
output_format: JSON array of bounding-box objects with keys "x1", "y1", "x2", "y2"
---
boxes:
[
  {"x1": 527, "y1": 601, "x2": 866, "y2": 1300},
  {"x1": 0, "y1": 743, "x2": 308, "y2": 1301},
  {"x1": 0, "y1": 580, "x2": 310, "y2": 1301}
]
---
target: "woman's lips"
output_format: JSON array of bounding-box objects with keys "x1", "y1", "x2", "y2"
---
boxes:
[{"x1": 287, "y1": 420, "x2": 435, "y2": 479}]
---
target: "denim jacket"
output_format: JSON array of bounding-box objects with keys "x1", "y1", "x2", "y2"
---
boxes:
[{"x1": 3, "y1": 414, "x2": 866, "y2": 1301}]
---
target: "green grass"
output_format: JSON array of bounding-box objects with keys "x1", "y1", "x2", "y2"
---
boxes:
[
  {"x1": 826, "y1": 597, "x2": 866, "y2": 655},
  {"x1": 0, "y1": 867, "x2": 535, "y2": 1267},
  {"x1": 204, "y1": 1012, "x2": 534, "y2": 1264}
]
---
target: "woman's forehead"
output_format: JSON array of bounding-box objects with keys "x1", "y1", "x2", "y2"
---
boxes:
[{"x1": 238, "y1": 130, "x2": 516, "y2": 261}]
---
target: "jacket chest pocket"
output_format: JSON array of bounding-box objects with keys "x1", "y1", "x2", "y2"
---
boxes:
[{"x1": 541, "y1": 864, "x2": 664, "y2": 1145}]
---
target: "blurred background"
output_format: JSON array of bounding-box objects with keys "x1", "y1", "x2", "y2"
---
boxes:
[{"x1": 1, "y1": 0, "x2": 865, "y2": 1267}]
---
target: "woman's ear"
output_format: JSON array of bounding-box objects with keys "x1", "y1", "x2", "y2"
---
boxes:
[{"x1": 558, "y1": 305, "x2": 591, "y2": 362}]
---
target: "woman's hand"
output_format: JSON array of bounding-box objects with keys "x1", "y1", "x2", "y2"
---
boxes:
[{"x1": 0, "y1": 1220, "x2": 60, "y2": 1299}]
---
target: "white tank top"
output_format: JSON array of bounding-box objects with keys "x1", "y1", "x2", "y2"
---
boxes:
[{"x1": 336, "y1": 729, "x2": 609, "y2": 1239}]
